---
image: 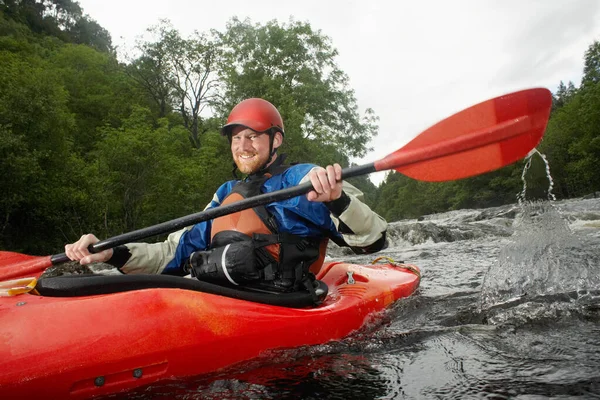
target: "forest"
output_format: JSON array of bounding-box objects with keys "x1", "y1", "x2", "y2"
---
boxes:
[{"x1": 1, "y1": 0, "x2": 599, "y2": 254}]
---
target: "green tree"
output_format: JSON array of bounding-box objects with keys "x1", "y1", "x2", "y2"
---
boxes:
[
  {"x1": 127, "y1": 38, "x2": 175, "y2": 118},
  {"x1": 89, "y1": 108, "x2": 230, "y2": 236},
  {"x1": 1, "y1": 0, "x2": 112, "y2": 51},
  {"x1": 0, "y1": 49, "x2": 82, "y2": 253},
  {"x1": 539, "y1": 40, "x2": 600, "y2": 198},
  {"x1": 92, "y1": 107, "x2": 189, "y2": 233},
  {"x1": 215, "y1": 18, "x2": 378, "y2": 165},
  {"x1": 553, "y1": 80, "x2": 577, "y2": 110},
  {"x1": 129, "y1": 20, "x2": 220, "y2": 147},
  {"x1": 51, "y1": 44, "x2": 139, "y2": 153},
  {"x1": 582, "y1": 40, "x2": 600, "y2": 87}
]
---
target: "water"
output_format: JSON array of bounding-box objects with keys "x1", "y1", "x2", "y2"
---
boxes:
[{"x1": 102, "y1": 196, "x2": 600, "y2": 399}]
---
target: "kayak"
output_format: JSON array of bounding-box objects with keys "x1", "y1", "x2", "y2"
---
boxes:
[{"x1": 0, "y1": 252, "x2": 419, "y2": 399}]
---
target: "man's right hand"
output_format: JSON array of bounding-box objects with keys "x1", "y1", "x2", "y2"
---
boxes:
[{"x1": 64, "y1": 234, "x2": 113, "y2": 265}]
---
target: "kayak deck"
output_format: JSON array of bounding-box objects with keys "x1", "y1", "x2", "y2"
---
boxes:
[{"x1": 0, "y1": 260, "x2": 419, "y2": 399}]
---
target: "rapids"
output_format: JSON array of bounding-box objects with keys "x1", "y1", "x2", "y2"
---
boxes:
[{"x1": 99, "y1": 195, "x2": 600, "y2": 399}]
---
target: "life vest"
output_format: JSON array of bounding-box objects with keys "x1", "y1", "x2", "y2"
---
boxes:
[{"x1": 186, "y1": 166, "x2": 328, "y2": 295}]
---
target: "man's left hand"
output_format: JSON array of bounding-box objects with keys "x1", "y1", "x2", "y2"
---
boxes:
[{"x1": 307, "y1": 163, "x2": 343, "y2": 202}]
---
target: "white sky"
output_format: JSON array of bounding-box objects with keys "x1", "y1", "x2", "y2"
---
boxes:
[{"x1": 78, "y1": 0, "x2": 600, "y2": 184}]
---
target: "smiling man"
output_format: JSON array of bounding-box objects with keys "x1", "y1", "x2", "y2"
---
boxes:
[{"x1": 66, "y1": 98, "x2": 387, "y2": 293}]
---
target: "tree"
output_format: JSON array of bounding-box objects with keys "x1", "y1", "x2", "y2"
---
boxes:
[
  {"x1": 215, "y1": 18, "x2": 378, "y2": 164},
  {"x1": 582, "y1": 40, "x2": 600, "y2": 87},
  {"x1": 0, "y1": 49, "x2": 82, "y2": 252},
  {"x1": 43, "y1": 0, "x2": 82, "y2": 31},
  {"x1": 89, "y1": 107, "x2": 230, "y2": 236},
  {"x1": 68, "y1": 15, "x2": 112, "y2": 53},
  {"x1": 51, "y1": 44, "x2": 132, "y2": 153},
  {"x1": 92, "y1": 107, "x2": 187, "y2": 232},
  {"x1": 553, "y1": 80, "x2": 577, "y2": 109},
  {"x1": 2, "y1": 0, "x2": 112, "y2": 51},
  {"x1": 127, "y1": 39, "x2": 175, "y2": 118},
  {"x1": 538, "y1": 40, "x2": 600, "y2": 198},
  {"x1": 128, "y1": 20, "x2": 220, "y2": 147}
]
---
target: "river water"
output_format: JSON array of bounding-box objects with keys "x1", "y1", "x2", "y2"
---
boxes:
[{"x1": 103, "y1": 195, "x2": 600, "y2": 400}]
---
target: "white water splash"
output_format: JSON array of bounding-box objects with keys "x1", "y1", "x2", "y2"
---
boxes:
[
  {"x1": 518, "y1": 148, "x2": 556, "y2": 205},
  {"x1": 478, "y1": 150, "x2": 599, "y2": 312},
  {"x1": 479, "y1": 200, "x2": 600, "y2": 312}
]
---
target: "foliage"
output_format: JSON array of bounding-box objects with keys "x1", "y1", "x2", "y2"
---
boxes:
[
  {"x1": 91, "y1": 107, "x2": 218, "y2": 234},
  {"x1": 1, "y1": 0, "x2": 112, "y2": 51},
  {"x1": 215, "y1": 18, "x2": 378, "y2": 165},
  {"x1": 537, "y1": 40, "x2": 600, "y2": 198},
  {"x1": 127, "y1": 20, "x2": 221, "y2": 147},
  {"x1": 51, "y1": 43, "x2": 145, "y2": 153},
  {"x1": 0, "y1": 45, "x2": 77, "y2": 252}
]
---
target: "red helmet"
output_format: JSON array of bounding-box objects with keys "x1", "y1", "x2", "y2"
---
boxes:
[{"x1": 221, "y1": 98, "x2": 285, "y2": 137}]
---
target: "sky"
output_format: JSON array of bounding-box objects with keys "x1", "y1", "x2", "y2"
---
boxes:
[{"x1": 77, "y1": 0, "x2": 600, "y2": 184}]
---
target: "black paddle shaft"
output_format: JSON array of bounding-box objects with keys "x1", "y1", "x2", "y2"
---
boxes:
[{"x1": 50, "y1": 163, "x2": 376, "y2": 264}]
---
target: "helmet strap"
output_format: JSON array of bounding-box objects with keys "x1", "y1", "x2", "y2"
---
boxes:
[
  {"x1": 231, "y1": 162, "x2": 239, "y2": 179},
  {"x1": 255, "y1": 129, "x2": 278, "y2": 175}
]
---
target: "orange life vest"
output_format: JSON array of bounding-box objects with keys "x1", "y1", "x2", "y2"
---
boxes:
[
  {"x1": 189, "y1": 170, "x2": 328, "y2": 293},
  {"x1": 211, "y1": 190, "x2": 328, "y2": 275}
]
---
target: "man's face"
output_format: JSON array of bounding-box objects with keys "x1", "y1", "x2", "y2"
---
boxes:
[{"x1": 230, "y1": 126, "x2": 275, "y2": 174}]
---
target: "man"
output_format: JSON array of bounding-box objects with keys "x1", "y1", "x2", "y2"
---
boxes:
[{"x1": 66, "y1": 98, "x2": 387, "y2": 292}]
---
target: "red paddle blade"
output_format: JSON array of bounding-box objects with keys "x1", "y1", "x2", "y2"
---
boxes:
[
  {"x1": 0, "y1": 252, "x2": 52, "y2": 281},
  {"x1": 375, "y1": 88, "x2": 552, "y2": 181}
]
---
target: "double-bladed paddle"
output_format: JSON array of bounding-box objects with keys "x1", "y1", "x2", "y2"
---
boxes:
[{"x1": 0, "y1": 88, "x2": 552, "y2": 281}]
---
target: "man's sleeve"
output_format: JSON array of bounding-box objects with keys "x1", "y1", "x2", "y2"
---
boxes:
[
  {"x1": 107, "y1": 183, "x2": 233, "y2": 275},
  {"x1": 296, "y1": 167, "x2": 387, "y2": 253},
  {"x1": 111, "y1": 228, "x2": 190, "y2": 275},
  {"x1": 326, "y1": 181, "x2": 388, "y2": 253},
  {"x1": 109, "y1": 222, "x2": 212, "y2": 275}
]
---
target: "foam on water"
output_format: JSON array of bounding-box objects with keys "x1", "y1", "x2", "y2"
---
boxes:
[{"x1": 479, "y1": 149, "x2": 600, "y2": 316}]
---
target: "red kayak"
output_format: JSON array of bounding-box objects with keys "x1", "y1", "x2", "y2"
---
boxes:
[
  {"x1": 0, "y1": 88, "x2": 553, "y2": 398},
  {"x1": 0, "y1": 252, "x2": 419, "y2": 399}
]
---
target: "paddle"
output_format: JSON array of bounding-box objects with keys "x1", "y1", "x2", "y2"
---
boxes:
[{"x1": 0, "y1": 87, "x2": 552, "y2": 281}]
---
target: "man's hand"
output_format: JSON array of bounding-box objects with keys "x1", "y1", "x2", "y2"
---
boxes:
[
  {"x1": 64, "y1": 233, "x2": 113, "y2": 265},
  {"x1": 307, "y1": 163, "x2": 343, "y2": 202}
]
